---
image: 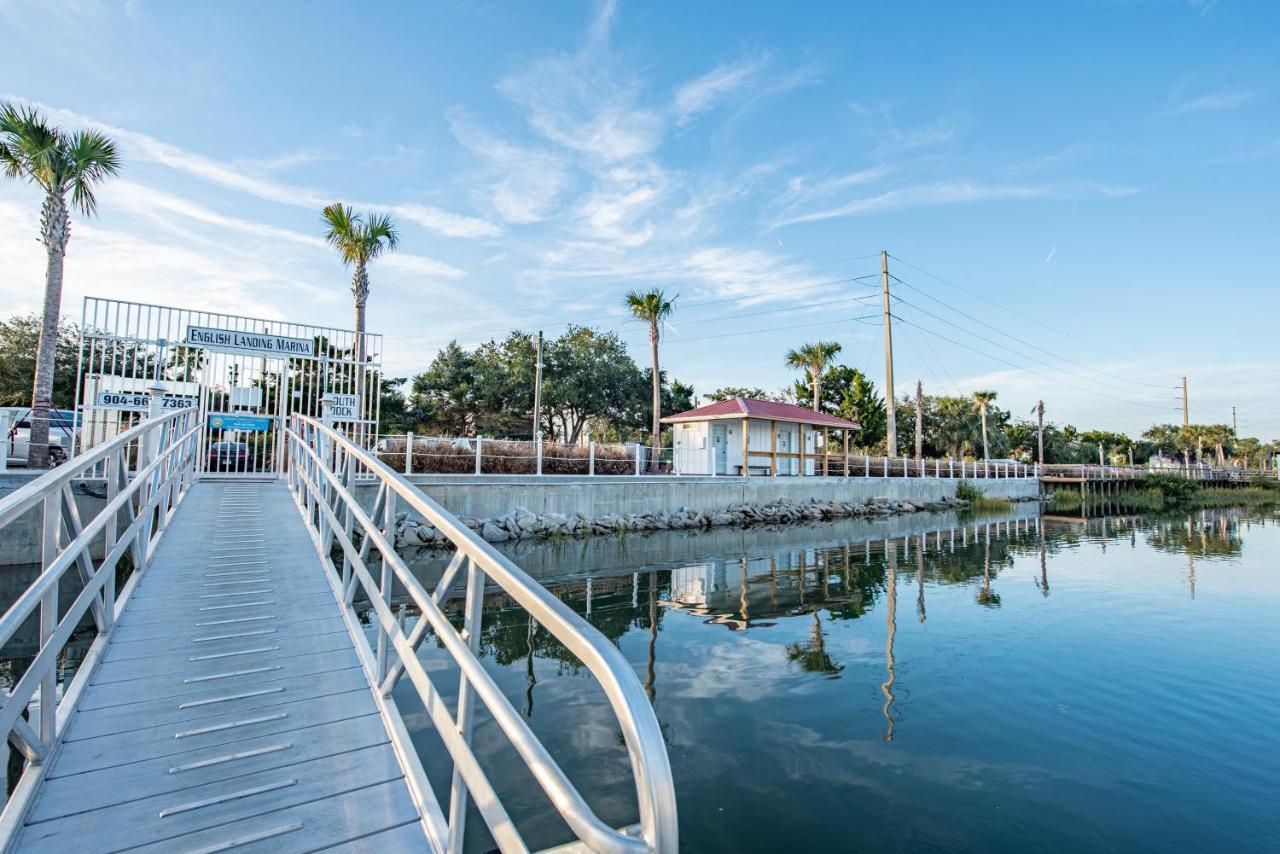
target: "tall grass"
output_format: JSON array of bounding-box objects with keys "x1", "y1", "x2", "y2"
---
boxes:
[{"x1": 955, "y1": 479, "x2": 1013, "y2": 511}]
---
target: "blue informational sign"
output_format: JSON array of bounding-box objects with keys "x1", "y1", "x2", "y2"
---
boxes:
[{"x1": 208, "y1": 413, "x2": 273, "y2": 432}]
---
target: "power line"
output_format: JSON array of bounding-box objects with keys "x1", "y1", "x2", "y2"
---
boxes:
[
  {"x1": 663, "y1": 314, "x2": 879, "y2": 346},
  {"x1": 888, "y1": 253, "x2": 1173, "y2": 380},
  {"x1": 893, "y1": 313, "x2": 1182, "y2": 412},
  {"x1": 887, "y1": 271, "x2": 1173, "y2": 392},
  {"x1": 890, "y1": 293, "x2": 1177, "y2": 404}
]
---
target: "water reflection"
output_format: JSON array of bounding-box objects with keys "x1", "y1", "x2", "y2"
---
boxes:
[{"x1": 367, "y1": 506, "x2": 1280, "y2": 851}]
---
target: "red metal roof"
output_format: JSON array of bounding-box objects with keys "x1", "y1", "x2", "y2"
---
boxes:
[{"x1": 662, "y1": 397, "x2": 860, "y2": 429}]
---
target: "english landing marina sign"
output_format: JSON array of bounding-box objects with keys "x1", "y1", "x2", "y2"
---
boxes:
[{"x1": 183, "y1": 325, "x2": 315, "y2": 358}]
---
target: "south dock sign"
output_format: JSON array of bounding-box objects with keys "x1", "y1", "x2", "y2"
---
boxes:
[
  {"x1": 184, "y1": 325, "x2": 315, "y2": 358},
  {"x1": 322, "y1": 393, "x2": 360, "y2": 421}
]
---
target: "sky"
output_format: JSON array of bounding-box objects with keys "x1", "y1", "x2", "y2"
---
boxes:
[{"x1": 1, "y1": 0, "x2": 1277, "y2": 437}]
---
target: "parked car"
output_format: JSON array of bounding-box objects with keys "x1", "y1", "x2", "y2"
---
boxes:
[
  {"x1": 2, "y1": 407, "x2": 78, "y2": 467},
  {"x1": 207, "y1": 441, "x2": 252, "y2": 471}
]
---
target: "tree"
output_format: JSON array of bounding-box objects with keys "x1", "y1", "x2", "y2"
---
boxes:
[
  {"x1": 1, "y1": 101, "x2": 120, "y2": 466},
  {"x1": 0, "y1": 315, "x2": 82, "y2": 408},
  {"x1": 321, "y1": 203, "x2": 398, "y2": 403},
  {"x1": 971, "y1": 390, "x2": 998, "y2": 459},
  {"x1": 706, "y1": 386, "x2": 776, "y2": 402},
  {"x1": 793, "y1": 364, "x2": 886, "y2": 449},
  {"x1": 625, "y1": 289, "x2": 676, "y2": 471},
  {"x1": 784, "y1": 341, "x2": 842, "y2": 412}
]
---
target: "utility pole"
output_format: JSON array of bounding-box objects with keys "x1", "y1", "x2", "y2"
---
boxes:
[
  {"x1": 1232, "y1": 406, "x2": 1237, "y2": 435},
  {"x1": 1181, "y1": 376, "x2": 1189, "y2": 427},
  {"x1": 1035, "y1": 400, "x2": 1045, "y2": 465},
  {"x1": 532, "y1": 330, "x2": 543, "y2": 448},
  {"x1": 881, "y1": 250, "x2": 897, "y2": 456},
  {"x1": 914, "y1": 380, "x2": 923, "y2": 460}
]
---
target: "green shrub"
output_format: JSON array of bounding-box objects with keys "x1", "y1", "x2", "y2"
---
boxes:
[
  {"x1": 1142, "y1": 472, "x2": 1201, "y2": 501},
  {"x1": 955, "y1": 479, "x2": 985, "y2": 503}
]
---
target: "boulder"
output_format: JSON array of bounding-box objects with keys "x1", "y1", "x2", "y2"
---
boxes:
[{"x1": 480, "y1": 521, "x2": 510, "y2": 542}]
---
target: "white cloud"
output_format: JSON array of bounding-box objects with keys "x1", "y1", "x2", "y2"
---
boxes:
[
  {"x1": 2, "y1": 95, "x2": 501, "y2": 240},
  {"x1": 387, "y1": 203, "x2": 502, "y2": 240},
  {"x1": 1172, "y1": 90, "x2": 1253, "y2": 113},
  {"x1": 673, "y1": 54, "x2": 767, "y2": 126},
  {"x1": 770, "y1": 181, "x2": 1138, "y2": 229},
  {"x1": 446, "y1": 109, "x2": 572, "y2": 224}
]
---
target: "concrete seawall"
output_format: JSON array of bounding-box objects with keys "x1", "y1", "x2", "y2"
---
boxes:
[{"x1": 398, "y1": 474, "x2": 1040, "y2": 521}]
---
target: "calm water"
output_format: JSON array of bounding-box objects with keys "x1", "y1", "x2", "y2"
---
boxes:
[{"x1": 397, "y1": 507, "x2": 1279, "y2": 852}]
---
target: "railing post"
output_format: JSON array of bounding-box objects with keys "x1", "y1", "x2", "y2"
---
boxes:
[
  {"x1": 864, "y1": 454, "x2": 869, "y2": 477},
  {"x1": 949, "y1": 457, "x2": 955, "y2": 478},
  {"x1": 635, "y1": 444, "x2": 642, "y2": 476},
  {"x1": 404, "y1": 432, "x2": 413, "y2": 475},
  {"x1": 447, "y1": 557, "x2": 484, "y2": 854},
  {"x1": 376, "y1": 491, "x2": 397, "y2": 682},
  {"x1": 37, "y1": 491, "x2": 59, "y2": 752},
  {"x1": 882, "y1": 455, "x2": 888, "y2": 478},
  {"x1": 537, "y1": 437, "x2": 544, "y2": 476},
  {"x1": 0, "y1": 410, "x2": 9, "y2": 473},
  {"x1": 475, "y1": 436, "x2": 482, "y2": 475},
  {"x1": 589, "y1": 440, "x2": 595, "y2": 476}
]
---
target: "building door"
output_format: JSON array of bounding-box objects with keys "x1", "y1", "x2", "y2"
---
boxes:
[
  {"x1": 778, "y1": 428, "x2": 794, "y2": 475},
  {"x1": 711, "y1": 424, "x2": 728, "y2": 475}
]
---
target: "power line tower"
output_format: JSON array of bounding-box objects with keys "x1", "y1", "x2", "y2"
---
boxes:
[{"x1": 881, "y1": 251, "x2": 897, "y2": 456}]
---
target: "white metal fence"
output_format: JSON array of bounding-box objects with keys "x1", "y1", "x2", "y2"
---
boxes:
[
  {"x1": 376, "y1": 433, "x2": 1041, "y2": 479},
  {"x1": 288, "y1": 415, "x2": 678, "y2": 853},
  {"x1": 74, "y1": 297, "x2": 382, "y2": 478},
  {"x1": 0, "y1": 404, "x2": 201, "y2": 835}
]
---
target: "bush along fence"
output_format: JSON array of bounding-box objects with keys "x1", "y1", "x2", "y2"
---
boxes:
[{"x1": 375, "y1": 433, "x2": 1041, "y2": 479}]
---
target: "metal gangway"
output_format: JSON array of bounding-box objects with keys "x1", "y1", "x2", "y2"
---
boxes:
[{"x1": 0, "y1": 407, "x2": 676, "y2": 853}]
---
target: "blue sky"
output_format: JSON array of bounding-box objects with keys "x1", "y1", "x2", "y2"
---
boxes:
[{"x1": 1, "y1": 0, "x2": 1276, "y2": 436}]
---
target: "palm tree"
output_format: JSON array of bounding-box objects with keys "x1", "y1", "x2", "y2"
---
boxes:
[
  {"x1": 785, "y1": 341, "x2": 842, "y2": 412},
  {"x1": 625, "y1": 289, "x2": 676, "y2": 472},
  {"x1": 1, "y1": 102, "x2": 120, "y2": 467},
  {"x1": 971, "y1": 390, "x2": 998, "y2": 460},
  {"x1": 321, "y1": 203, "x2": 399, "y2": 406}
]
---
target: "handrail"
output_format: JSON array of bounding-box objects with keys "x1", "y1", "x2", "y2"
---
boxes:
[
  {"x1": 284, "y1": 413, "x2": 678, "y2": 854},
  {"x1": 0, "y1": 404, "x2": 201, "y2": 842}
]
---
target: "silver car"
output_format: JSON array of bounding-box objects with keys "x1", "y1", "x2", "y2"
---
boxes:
[{"x1": 2, "y1": 407, "x2": 78, "y2": 466}]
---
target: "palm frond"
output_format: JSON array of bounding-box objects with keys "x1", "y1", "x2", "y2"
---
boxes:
[
  {"x1": 625, "y1": 288, "x2": 676, "y2": 324},
  {"x1": 65, "y1": 129, "x2": 121, "y2": 216},
  {"x1": 0, "y1": 101, "x2": 64, "y2": 190}
]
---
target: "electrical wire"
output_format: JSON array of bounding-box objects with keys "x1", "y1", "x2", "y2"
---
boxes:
[
  {"x1": 890, "y1": 293, "x2": 1177, "y2": 404},
  {"x1": 892, "y1": 313, "x2": 1182, "y2": 412},
  {"x1": 888, "y1": 254, "x2": 1174, "y2": 382}
]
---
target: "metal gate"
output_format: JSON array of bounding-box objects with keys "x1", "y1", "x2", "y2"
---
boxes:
[{"x1": 73, "y1": 297, "x2": 382, "y2": 478}]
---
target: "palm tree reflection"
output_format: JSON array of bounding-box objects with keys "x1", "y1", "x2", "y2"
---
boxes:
[{"x1": 784, "y1": 611, "x2": 844, "y2": 679}]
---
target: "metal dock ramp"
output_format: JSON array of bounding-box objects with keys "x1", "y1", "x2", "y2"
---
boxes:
[
  {"x1": 10, "y1": 480, "x2": 422, "y2": 852},
  {"x1": 0, "y1": 408, "x2": 676, "y2": 853}
]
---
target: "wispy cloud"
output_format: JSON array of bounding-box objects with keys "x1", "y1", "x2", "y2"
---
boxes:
[
  {"x1": 2, "y1": 95, "x2": 502, "y2": 240},
  {"x1": 1171, "y1": 90, "x2": 1253, "y2": 113},
  {"x1": 446, "y1": 108, "x2": 572, "y2": 224},
  {"x1": 771, "y1": 181, "x2": 1138, "y2": 229},
  {"x1": 673, "y1": 53, "x2": 768, "y2": 126}
]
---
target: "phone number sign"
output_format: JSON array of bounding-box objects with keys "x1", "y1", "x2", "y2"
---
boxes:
[{"x1": 95, "y1": 392, "x2": 198, "y2": 412}]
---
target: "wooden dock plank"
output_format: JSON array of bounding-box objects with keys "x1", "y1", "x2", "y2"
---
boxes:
[{"x1": 11, "y1": 481, "x2": 426, "y2": 853}]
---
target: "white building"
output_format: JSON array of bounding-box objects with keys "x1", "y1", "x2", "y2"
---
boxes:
[{"x1": 662, "y1": 397, "x2": 861, "y2": 476}]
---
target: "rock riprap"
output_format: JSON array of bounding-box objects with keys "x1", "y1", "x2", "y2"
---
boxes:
[{"x1": 393, "y1": 495, "x2": 972, "y2": 548}]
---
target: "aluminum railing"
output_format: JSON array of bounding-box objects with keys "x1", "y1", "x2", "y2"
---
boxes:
[
  {"x1": 1040, "y1": 463, "x2": 1275, "y2": 482},
  {"x1": 0, "y1": 404, "x2": 201, "y2": 839},
  {"x1": 285, "y1": 414, "x2": 678, "y2": 854}
]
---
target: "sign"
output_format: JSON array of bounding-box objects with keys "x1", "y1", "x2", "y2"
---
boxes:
[
  {"x1": 322, "y1": 393, "x2": 360, "y2": 422},
  {"x1": 95, "y1": 391, "x2": 198, "y2": 412},
  {"x1": 208, "y1": 413, "x2": 273, "y2": 432},
  {"x1": 184, "y1": 325, "x2": 314, "y2": 358}
]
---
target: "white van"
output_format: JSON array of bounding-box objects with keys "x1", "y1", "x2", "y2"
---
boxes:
[{"x1": 2, "y1": 407, "x2": 79, "y2": 467}]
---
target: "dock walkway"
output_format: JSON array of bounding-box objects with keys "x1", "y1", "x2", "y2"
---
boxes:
[{"x1": 11, "y1": 481, "x2": 424, "y2": 853}]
